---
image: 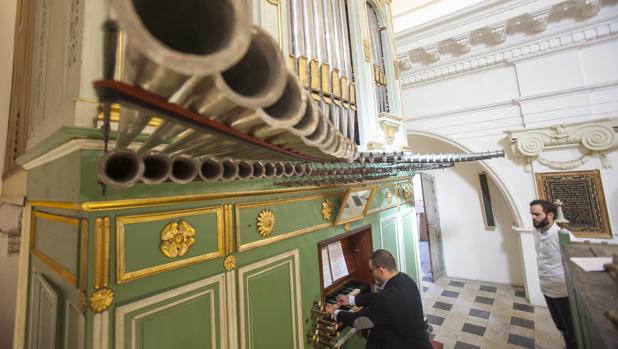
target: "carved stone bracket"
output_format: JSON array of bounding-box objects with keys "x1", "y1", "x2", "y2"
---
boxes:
[{"x1": 506, "y1": 119, "x2": 618, "y2": 172}]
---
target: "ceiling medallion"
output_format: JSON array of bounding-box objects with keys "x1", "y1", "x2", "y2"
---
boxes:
[
  {"x1": 321, "y1": 200, "x2": 333, "y2": 221},
  {"x1": 89, "y1": 288, "x2": 114, "y2": 313},
  {"x1": 224, "y1": 255, "x2": 237, "y2": 271},
  {"x1": 160, "y1": 221, "x2": 196, "y2": 258},
  {"x1": 256, "y1": 209, "x2": 276, "y2": 237}
]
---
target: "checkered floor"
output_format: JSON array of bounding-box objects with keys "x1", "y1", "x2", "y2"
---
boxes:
[{"x1": 421, "y1": 276, "x2": 566, "y2": 349}]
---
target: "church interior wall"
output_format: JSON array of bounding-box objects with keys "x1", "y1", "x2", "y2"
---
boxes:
[{"x1": 408, "y1": 135, "x2": 524, "y2": 286}]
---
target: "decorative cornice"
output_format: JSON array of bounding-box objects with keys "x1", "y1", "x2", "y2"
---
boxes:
[
  {"x1": 400, "y1": 19, "x2": 618, "y2": 87},
  {"x1": 506, "y1": 118, "x2": 618, "y2": 172}
]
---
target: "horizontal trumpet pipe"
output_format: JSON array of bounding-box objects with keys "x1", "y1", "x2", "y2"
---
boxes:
[
  {"x1": 169, "y1": 155, "x2": 198, "y2": 184},
  {"x1": 199, "y1": 158, "x2": 224, "y2": 182},
  {"x1": 141, "y1": 152, "x2": 172, "y2": 185},
  {"x1": 97, "y1": 150, "x2": 144, "y2": 188}
]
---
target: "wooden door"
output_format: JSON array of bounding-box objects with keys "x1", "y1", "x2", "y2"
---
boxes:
[{"x1": 420, "y1": 173, "x2": 446, "y2": 281}]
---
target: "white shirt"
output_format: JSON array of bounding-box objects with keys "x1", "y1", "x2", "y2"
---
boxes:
[{"x1": 534, "y1": 223, "x2": 568, "y2": 298}]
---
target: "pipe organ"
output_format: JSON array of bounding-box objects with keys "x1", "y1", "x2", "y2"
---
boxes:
[{"x1": 12, "y1": 1, "x2": 505, "y2": 348}]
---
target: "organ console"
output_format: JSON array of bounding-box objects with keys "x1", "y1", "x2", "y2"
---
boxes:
[{"x1": 308, "y1": 226, "x2": 374, "y2": 347}]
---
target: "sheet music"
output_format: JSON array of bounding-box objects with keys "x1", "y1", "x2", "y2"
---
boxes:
[
  {"x1": 321, "y1": 248, "x2": 333, "y2": 287},
  {"x1": 328, "y1": 241, "x2": 349, "y2": 281}
]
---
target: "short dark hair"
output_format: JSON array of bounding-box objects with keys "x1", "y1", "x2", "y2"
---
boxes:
[
  {"x1": 529, "y1": 199, "x2": 557, "y2": 217},
  {"x1": 370, "y1": 249, "x2": 397, "y2": 271}
]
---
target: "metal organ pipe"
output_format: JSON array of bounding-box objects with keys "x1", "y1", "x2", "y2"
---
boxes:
[
  {"x1": 199, "y1": 158, "x2": 224, "y2": 182},
  {"x1": 169, "y1": 155, "x2": 198, "y2": 184},
  {"x1": 141, "y1": 152, "x2": 172, "y2": 185},
  {"x1": 98, "y1": 150, "x2": 144, "y2": 188}
]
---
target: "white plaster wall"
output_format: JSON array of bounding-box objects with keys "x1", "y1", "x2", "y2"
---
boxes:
[
  {"x1": 408, "y1": 135, "x2": 524, "y2": 286},
  {"x1": 0, "y1": 235, "x2": 19, "y2": 349}
]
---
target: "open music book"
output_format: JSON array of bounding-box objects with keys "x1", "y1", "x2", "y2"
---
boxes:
[{"x1": 321, "y1": 241, "x2": 350, "y2": 288}]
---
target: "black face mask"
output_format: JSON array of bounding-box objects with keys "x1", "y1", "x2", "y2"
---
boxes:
[{"x1": 533, "y1": 217, "x2": 550, "y2": 229}]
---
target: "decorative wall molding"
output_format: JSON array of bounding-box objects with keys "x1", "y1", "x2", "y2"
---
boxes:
[
  {"x1": 400, "y1": 19, "x2": 618, "y2": 87},
  {"x1": 506, "y1": 118, "x2": 618, "y2": 172}
]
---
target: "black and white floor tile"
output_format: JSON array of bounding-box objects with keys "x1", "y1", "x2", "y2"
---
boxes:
[{"x1": 422, "y1": 276, "x2": 565, "y2": 349}]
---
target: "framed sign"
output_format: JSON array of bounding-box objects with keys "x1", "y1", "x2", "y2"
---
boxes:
[
  {"x1": 334, "y1": 187, "x2": 376, "y2": 225},
  {"x1": 536, "y1": 170, "x2": 612, "y2": 239}
]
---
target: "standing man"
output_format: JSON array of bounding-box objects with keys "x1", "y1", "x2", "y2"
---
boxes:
[
  {"x1": 324, "y1": 249, "x2": 432, "y2": 349},
  {"x1": 529, "y1": 199, "x2": 577, "y2": 349}
]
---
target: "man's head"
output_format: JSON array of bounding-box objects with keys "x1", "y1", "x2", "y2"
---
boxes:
[
  {"x1": 369, "y1": 249, "x2": 398, "y2": 285},
  {"x1": 529, "y1": 199, "x2": 557, "y2": 230}
]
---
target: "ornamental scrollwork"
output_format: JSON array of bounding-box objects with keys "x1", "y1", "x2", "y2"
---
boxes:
[
  {"x1": 160, "y1": 221, "x2": 196, "y2": 258},
  {"x1": 507, "y1": 119, "x2": 617, "y2": 172},
  {"x1": 256, "y1": 209, "x2": 276, "y2": 237}
]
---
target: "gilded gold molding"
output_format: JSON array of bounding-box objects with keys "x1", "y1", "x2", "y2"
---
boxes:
[
  {"x1": 363, "y1": 38, "x2": 371, "y2": 62},
  {"x1": 29, "y1": 201, "x2": 81, "y2": 210},
  {"x1": 94, "y1": 217, "x2": 110, "y2": 289},
  {"x1": 393, "y1": 59, "x2": 400, "y2": 80},
  {"x1": 159, "y1": 221, "x2": 196, "y2": 258},
  {"x1": 256, "y1": 209, "x2": 276, "y2": 237},
  {"x1": 235, "y1": 194, "x2": 337, "y2": 252},
  {"x1": 79, "y1": 220, "x2": 89, "y2": 292},
  {"x1": 223, "y1": 255, "x2": 237, "y2": 271},
  {"x1": 89, "y1": 288, "x2": 114, "y2": 313},
  {"x1": 224, "y1": 204, "x2": 234, "y2": 254},
  {"x1": 94, "y1": 103, "x2": 162, "y2": 127},
  {"x1": 116, "y1": 206, "x2": 224, "y2": 283},
  {"x1": 321, "y1": 200, "x2": 333, "y2": 221},
  {"x1": 80, "y1": 177, "x2": 413, "y2": 212},
  {"x1": 30, "y1": 211, "x2": 80, "y2": 286}
]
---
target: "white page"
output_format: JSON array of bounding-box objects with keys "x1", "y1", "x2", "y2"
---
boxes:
[
  {"x1": 321, "y1": 248, "x2": 333, "y2": 288},
  {"x1": 328, "y1": 241, "x2": 349, "y2": 281},
  {"x1": 570, "y1": 257, "x2": 613, "y2": 272}
]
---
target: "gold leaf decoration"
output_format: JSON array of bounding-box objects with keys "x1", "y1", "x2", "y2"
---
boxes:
[
  {"x1": 385, "y1": 190, "x2": 392, "y2": 204},
  {"x1": 89, "y1": 288, "x2": 114, "y2": 313},
  {"x1": 256, "y1": 209, "x2": 276, "y2": 237},
  {"x1": 160, "y1": 221, "x2": 196, "y2": 258},
  {"x1": 224, "y1": 255, "x2": 237, "y2": 271},
  {"x1": 321, "y1": 200, "x2": 333, "y2": 221},
  {"x1": 344, "y1": 223, "x2": 351, "y2": 231},
  {"x1": 401, "y1": 183, "x2": 413, "y2": 200}
]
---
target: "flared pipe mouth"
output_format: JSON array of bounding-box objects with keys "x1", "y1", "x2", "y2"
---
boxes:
[
  {"x1": 303, "y1": 164, "x2": 313, "y2": 176},
  {"x1": 274, "y1": 162, "x2": 285, "y2": 178},
  {"x1": 293, "y1": 163, "x2": 305, "y2": 176},
  {"x1": 199, "y1": 158, "x2": 224, "y2": 181},
  {"x1": 142, "y1": 152, "x2": 172, "y2": 185},
  {"x1": 260, "y1": 72, "x2": 307, "y2": 129},
  {"x1": 215, "y1": 26, "x2": 287, "y2": 108},
  {"x1": 237, "y1": 160, "x2": 254, "y2": 179},
  {"x1": 263, "y1": 161, "x2": 276, "y2": 178},
  {"x1": 112, "y1": 0, "x2": 251, "y2": 75},
  {"x1": 98, "y1": 150, "x2": 145, "y2": 188},
  {"x1": 252, "y1": 161, "x2": 265, "y2": 178},
  {"x1": 221, "y1": 158, "x2": 239, "y2": 180},
  {"x1": 283, "y1": 162, "x2": 295, "y2": 177},
  {"x1": 289, "y1": 97, "x2": 319, "y2": 136},
  {"x1": 169, "y1": 155, "x2": 198, "y2": 184}
]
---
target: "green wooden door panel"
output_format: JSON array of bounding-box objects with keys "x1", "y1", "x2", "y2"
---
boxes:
[
  {"x1": 380, "y1": 217, "x2": 399, "y2": 261},
  {"x1": 401, "y1": 211, "x2": 419, "y2": 285},
  {"x1": 238, "y1": 250, "x2": 303, "y2": 349},
  {"x1": 115, "y1": 273, "x2": 225, "y2": 349}
]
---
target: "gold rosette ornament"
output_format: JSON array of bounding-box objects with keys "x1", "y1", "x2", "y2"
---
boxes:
[
  {"x1": 160, "y1": 221, "x2": 196, "y2": 258},
  {"x1": 89, "y1": 288, "x2": 114, "y2": 313},
  {"x1": 256, "y1": 209, "x2": 276, "y2": 237},
  {"x1": 224, "y1": 255, "x2": 237, "y2": 271}
]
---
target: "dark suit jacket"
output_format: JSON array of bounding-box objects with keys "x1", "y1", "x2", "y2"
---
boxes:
[{"x1": 337, "y1": 273, "x2": 432, "y2": 349}]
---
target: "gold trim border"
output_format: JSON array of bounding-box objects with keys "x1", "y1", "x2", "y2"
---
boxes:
[
  {"x1": 235, "y1": 194, "x2": 338, "y2": 252},
  {"x1": 116, "y1": 206, "x2": 225, "y2": 283},
  {"x1": 94, "y1": 217, "x2": 110, "y2": 289},
  {"x1": 79, "y1": 220, "x2": 89, "y2": 292},
  {"x1": 80, "y1": 177, "x2": 412, "y2": 212},
  {"x1": 30, "y1": 211, "x2": 81, "y2": 287},
  {"x1": 29, "y1": 201, "x2": 81, "y2": 210},
  {"x1": 366, "y1": 184, "x2": 400, "y2": 215},
  {"x1": 224, "y1": 204, "x2": 234, "y2": 254}
]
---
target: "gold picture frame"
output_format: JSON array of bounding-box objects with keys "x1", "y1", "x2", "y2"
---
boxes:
[
  {"x1": 535, "y1": 170, "x2": 612, "y2": 239},
  {"x1": 335, "y1": 187, "x2": 376, "y2": 225}
]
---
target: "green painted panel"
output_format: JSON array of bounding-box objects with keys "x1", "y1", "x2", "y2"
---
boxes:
[
  {"x1": 401, "y1": 212, "x2": 419, "y2": 285},
  {"x1": 120, "y1": 210, "x2": 221, "y2": 274},
  {"x1": 33, "y1": 216, "x2": 79, "y2": 275},
  {"x1": 237, "y1": 196, "x2": 338, "y2": 248},
  {"x1": 367, "y1": 185, "x2": 397, "y2": 213},
  {"x1": 118, "y1": 278, "x2": 222, "y2": 349},
  {"x1": 380, "y1": 218, "x2": 399, "y2": 261},
  {"x1": 241, "y1": 255, "x2": 299, "y2": 349}
]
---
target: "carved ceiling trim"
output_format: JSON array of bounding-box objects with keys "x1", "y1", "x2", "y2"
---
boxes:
[
  {"x1": 399, "y1": 19, "x2": 618, "y2": 87},
  {"x1": 506, "y1": 118, "x2": 617, "y2": 172}
]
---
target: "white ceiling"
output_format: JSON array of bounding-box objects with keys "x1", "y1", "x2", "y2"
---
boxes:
[{"x1": 391, "y1": 0, "x2": 487, "y2": 33}]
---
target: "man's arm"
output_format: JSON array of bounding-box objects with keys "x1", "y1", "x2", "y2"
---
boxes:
[{"x1": 335, "y1": 293, "x2": 391, "y2": 330}]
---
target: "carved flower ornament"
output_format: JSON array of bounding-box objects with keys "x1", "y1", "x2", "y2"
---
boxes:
[
  {"x1": 89, "y1": 288, "x2": 114, "y2": 313},
  {"x1": 160, "y1": 221, "x2": 196, "y2": 258},
  {"x1": 256, "y1": 209, "x2": 276, "y2": 237}
]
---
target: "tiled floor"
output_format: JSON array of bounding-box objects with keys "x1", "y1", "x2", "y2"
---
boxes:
[{"x1": 422, "y1": 276, "x2": 566, "y2": 349}]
